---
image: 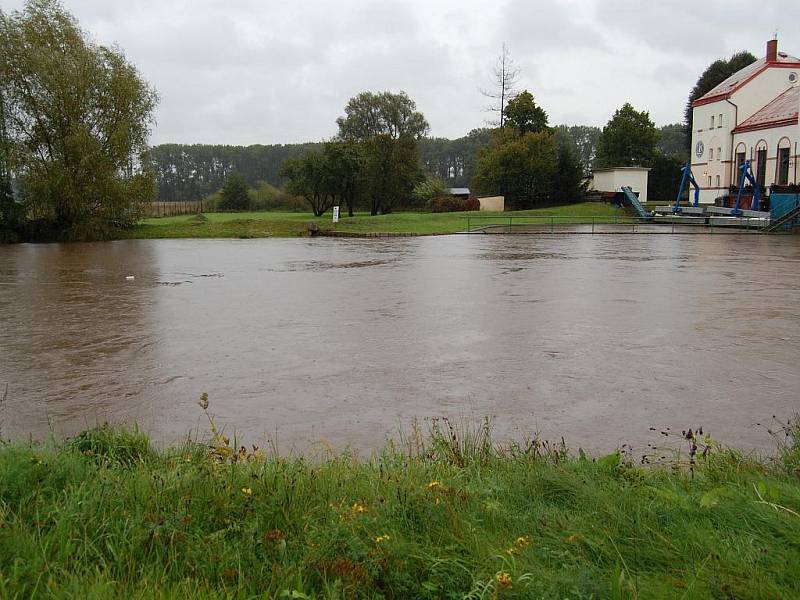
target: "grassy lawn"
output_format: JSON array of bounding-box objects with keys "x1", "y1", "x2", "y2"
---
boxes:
[
  {"x1": 122, "y1": 203, "x2": 626, "y2": 239},
  {"x1": 0, "y1": 415, "x2": 798, "y2": 598}
]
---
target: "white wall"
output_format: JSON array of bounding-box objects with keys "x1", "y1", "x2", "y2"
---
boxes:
[
  {"x1": 591, "y1": 169, "x2": 649, "y2": 204},
  {"x1": 478, "y1": 196, "x2": 505, "y2": 212}
]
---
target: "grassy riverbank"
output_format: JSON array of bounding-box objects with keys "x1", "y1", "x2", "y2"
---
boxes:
[
  {"x1": 122, "y1": 203, "x2": 624, "y2": 239},
  {"x1": 1, "y1": 416, "x2": 798, "y2": 599}
]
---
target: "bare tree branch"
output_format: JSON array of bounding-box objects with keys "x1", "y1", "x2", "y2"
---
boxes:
[{"x1": 479, "y1": 43, "x2": 520, "y2": 128}]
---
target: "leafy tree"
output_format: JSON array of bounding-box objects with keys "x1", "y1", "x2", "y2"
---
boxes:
[
  {"x1": 0, "y1": 0, "x2": 158, "y2": 240},
  {"x1": 336, "y1": 91, "x2": 429, "y2": 141},
  {"x1": 280, "y1": 151, "x2": 335, "y2": 217},
  {"x1": 504, "y1": 91, "x2": 549, "y2": 135},
  {"x1": 361, "y1": 134, "x2": 421, "y2": 215},
  {"x1": 684, "y1": 51, "x2": 757, "y2": 152},
  {"x1": 552, "y1": 128, "x2": 588, "y2": 203},
  {"x1": 218, "y1": 172, "x2": 251, "y2": 211},
  {"x1": 322, "y1": 140, "x2": 362, "y2": 217},
  {"x1": 0, "y1": 92, "x2": 22, "y2": 241},
  {"x1": 472, "y1": 128, "x2": 558, "y2": 209},
  {"x1": 595, "y1": 103, "x2": 659, "y2": 168},
  {"x1": 481, "y1": 43, "x2": 520, "y2": 127}
]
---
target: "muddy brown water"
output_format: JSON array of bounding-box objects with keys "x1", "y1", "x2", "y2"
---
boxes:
[{"x1": 1, "y1": 235, "x2": 798, "y2": 455}]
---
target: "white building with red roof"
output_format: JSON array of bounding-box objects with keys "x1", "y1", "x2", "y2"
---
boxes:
[{"x1": 691, "y1": 39, "x2": 800, "y2": 204}]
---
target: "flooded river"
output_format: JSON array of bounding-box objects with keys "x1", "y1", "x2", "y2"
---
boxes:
[{"x1": 1, "y1": 234, "x2": 798, "y2": 454}]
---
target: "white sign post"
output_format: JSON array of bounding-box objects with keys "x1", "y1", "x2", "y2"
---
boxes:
[{"x1": 332, "y1": 206, "x2": 340, "y2": 223}]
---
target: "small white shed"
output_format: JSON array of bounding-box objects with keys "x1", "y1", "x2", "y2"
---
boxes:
[{"x1": 591, "y1": 167, "x2": 650, "y2": 204}]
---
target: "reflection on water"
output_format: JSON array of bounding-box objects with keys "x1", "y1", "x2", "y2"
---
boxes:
[{"x1": 1, "y1": 234, "x2": 799, "y2": 453}]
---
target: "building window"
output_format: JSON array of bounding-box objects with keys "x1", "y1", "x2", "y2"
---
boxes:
[
  {"x1": 756, "y1": 147, "x2": 767, "y2": 187},
  {"x1": 718, "y1": 114, "x2": 723, "y2": 128},
  {"x1": 716, "y1": 175, "x2": 720, "y2": 187},
  {"x1": 710, "y1": 148, "x2": 714, "y2": 160},
  {"x1": 710, "y1": 115, "x2": 715, "y2": 129},
  {"x1": 778, "y1": 147, "x2": 790, "y2": 185}
]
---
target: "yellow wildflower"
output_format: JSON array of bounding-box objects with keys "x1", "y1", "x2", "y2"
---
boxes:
[
  {"x1": 427, "y1": 481, "x2": 441, "y2": 489},
  {"x1": 241, "y1": 487, "x2": 252, "y2": 495},
  {"x1": 352, "y1": 502, "x2": 367, "y2": 514},
  {"x1": 375, "y1": 534, "x2": 390, "y2": 543},
  {"x1": 496, "y1": 572, "x2": 512, "y2": 588},
  {"x1": 515, "y1": 535, "x2": 530, "y2": 548}
]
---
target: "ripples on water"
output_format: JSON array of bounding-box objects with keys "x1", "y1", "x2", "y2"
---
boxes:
[{"x1": 0, "y1": 234, "x2": 798, "y2": 453}]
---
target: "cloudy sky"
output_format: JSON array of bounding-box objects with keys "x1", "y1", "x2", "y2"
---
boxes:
[{"x1": 2, "y1": 0, "x2": 798, "y2": 145}]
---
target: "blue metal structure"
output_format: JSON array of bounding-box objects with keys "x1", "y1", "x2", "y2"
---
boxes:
[
  {"x1": 733, "y1": 160, "x2": 760, "y2": 216},
  {"x1": 673, "y1": 164, "x2": 700, "y2": 213},
  {"x1": 620, "y1": 186, "x2": 651, "y2": 219}
]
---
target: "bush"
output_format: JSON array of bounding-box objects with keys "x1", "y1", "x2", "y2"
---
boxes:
[
  {"x1": 249, "y1": 182, "x2": 306, "y2": 212},
  {"x1": 431, "y1": 196, "x2": 481, "y2": 212},
  {"x1": 203, "y1": 182, "x2": 306, "y2": 213},
  {"x1": 218, "y1": 172, "x2": 251, "y2": 211}
]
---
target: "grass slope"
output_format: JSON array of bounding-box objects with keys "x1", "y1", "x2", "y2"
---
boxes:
[
  {"x1": 123, "y1": 203, "x2": 625, "y2": 239},
  {"x1": 0, "y1": 416, "x2": 798, "y2": 599}
]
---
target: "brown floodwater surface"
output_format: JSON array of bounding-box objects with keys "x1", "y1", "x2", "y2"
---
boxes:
[{"x1": 0, "y1": 235, "x2": 798, "y2": 454}]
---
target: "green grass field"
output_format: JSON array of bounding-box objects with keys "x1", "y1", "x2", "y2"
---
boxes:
[
  {"x1": 1, "y1": 410, "x2": 798, "y2": 599},
  {"x1": 123, "y1": 203, "x2": 626, "y2": 239}
]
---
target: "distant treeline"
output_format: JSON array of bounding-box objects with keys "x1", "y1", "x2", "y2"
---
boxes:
[
  {"x1": 149, "y1": 124, "x2": 687, "y2": 202},
  {"x1": 148, "y1": 133, "x2": 493, "y2": 202}
]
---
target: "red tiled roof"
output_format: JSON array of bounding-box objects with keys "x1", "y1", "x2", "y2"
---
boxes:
[
  {"x1": 732, "y1": 86, "x2": 799, "y2": 133},
  {"x1": 693, "y1": 53, "x2": 800, "y2": 106}
]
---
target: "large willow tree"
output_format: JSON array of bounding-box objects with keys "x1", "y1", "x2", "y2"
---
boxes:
[{"x1": 0, "y1": 0, "x2": 157, "y2": 240}]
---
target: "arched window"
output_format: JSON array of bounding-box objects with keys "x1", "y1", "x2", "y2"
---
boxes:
[{"x1": 716, "y1": 175, "x2": 720, "y2": 188}]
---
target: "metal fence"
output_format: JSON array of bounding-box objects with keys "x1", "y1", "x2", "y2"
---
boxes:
[{"x1": 464, "y1": 214, "x2": 768, "y2": 234}]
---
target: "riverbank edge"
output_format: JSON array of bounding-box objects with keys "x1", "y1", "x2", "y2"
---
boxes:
[{"x1": 1, "y1": 418, "x2": 798, "y2": 598}]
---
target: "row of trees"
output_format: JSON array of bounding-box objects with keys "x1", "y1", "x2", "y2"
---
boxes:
[{"x1": 0, "y1": 0, "x2": 157, "y2": 241}]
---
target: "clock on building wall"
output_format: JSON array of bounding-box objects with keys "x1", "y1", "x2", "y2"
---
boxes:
[{"x1": 695, "y1": 141, "x2": 704, "y2": 158}]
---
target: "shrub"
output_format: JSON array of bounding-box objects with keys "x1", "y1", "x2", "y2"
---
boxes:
[
  {"x1": 431, "y1": 196, "x2": 481, "y2": 212},
  {"x1": 218, "y1": 172, "x2": 251, "y2": 211},
  {"x1": 249, "y1": 182, "x2": 307, "y2": 212}
]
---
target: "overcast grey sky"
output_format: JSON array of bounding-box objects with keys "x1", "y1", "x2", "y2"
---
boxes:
[{"x1": 2, "y1": 0, "x2": 798, "y2": 145}]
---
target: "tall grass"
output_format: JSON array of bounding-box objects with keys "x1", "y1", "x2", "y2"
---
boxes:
[{"x1": 0, "y1": 410, "x2": 798, "y2": 599}]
